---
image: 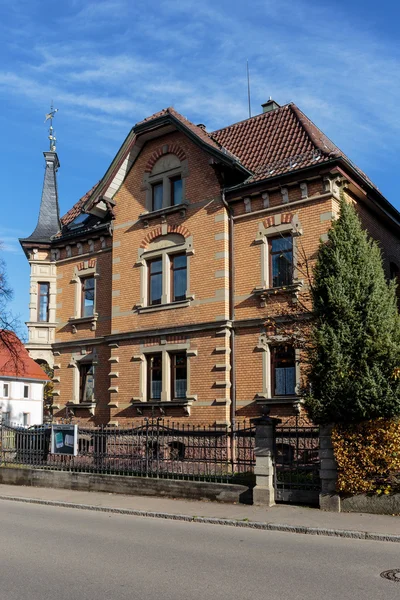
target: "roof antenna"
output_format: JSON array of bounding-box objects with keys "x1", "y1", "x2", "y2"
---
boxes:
[
  {"x1": 246, "y1": 60, "x2": 252, "y2": 119},
  {"x1": 44, "y1": 100, "x2": 58, "y2": 152}
]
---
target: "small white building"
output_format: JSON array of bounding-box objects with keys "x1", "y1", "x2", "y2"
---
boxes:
[{"x1": 0, "y1": 331, "x2": 49, "y2": 426}]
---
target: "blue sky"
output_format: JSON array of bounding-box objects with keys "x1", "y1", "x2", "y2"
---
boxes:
[{"x1": 1, "y1": 0, "x2": 400, "y2": 332}]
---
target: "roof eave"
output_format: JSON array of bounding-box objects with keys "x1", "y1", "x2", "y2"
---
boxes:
[
  {"x1": 224, "y1": 158, "x2": 338, "y2": 195},
  {"x1": 83, "y1": 128, "x2": 136, "y2": 212},
  {"x1": 337, "y1": 156, "x2": 400, "y2": 229}
]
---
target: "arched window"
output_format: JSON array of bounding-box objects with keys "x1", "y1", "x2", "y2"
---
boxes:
[
  {"x1": 144, "y1": 153, "x2": 187, "y2": 213},
  {"x1": 137, "y1": 232, "x2": 194, "y2": 311}
]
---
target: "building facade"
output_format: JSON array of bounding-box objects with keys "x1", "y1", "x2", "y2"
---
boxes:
[
  {"x1": 20, "y1": 100, "x2": 400, "y2": 426},
  {"x1": 0, "y1": 331, "x2": 49, "y2": 426}
]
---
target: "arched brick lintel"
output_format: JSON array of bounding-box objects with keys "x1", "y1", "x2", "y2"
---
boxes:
[
  {"x1": 140, "y1": 224, "x2": 191, "y2": 249},
  {"x1": 144, "y1": 145, "x2": 187, "y2": 173}
]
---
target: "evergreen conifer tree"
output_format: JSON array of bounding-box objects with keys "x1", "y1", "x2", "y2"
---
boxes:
[{"x1": 305, "y1": 195, "x2": 400, "y2": 424}]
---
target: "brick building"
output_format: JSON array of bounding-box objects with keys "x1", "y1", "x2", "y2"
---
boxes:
[{"x1": 20, "y1": 100, "x2": 400, "y2": 427}]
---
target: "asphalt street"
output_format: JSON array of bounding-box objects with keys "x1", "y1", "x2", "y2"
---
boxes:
[{"x1": 0, "y1": 499, "x2": 399, "y2": 600}]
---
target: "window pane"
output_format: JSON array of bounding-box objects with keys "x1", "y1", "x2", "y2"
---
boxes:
[
  {"x1": 24, "y1": 385, "x2": 29, "y2": 398},
  {"x1": 80, "y1": 364, "x2": 94, "y2": 403},
  {"x1": 150, "y1": 259, "x2": 162, "y2": 274},
  {"x1": 38, "y1": 283, "x2": 49, "y2": 322},
  {"x1": 271, "y1": 237, "x2": 292, "y2": 253},
  {"x1": 271, "y1": 237, "x2": 293, "y2": 288},
  {"x1": 3, "y1": 384, "x2": 9, "y2": 397},
  {"x1": 173, "y1": 353, "x2": 187, "y2": 399},
  {"x1": 172, "y1": 254, "x2": 187, "y2": 302},
  {"x1": 272, "y1": 251, "x2": 292, "y2": 287},
  {"x1": 152, "y1": 183, "x2": 163, "y2": 211},
  {"x1": 84, "y1": 366, "x2": 94, "y2": 402},
  {"x1": 173, "y1": 254, "x2": 186, "y2": 269},
  {"x1": 274, "y1": 347, "x2": 296, "y2": 396},
  {"x1": 83, "y1": 278, "x2": 95, "y2": 317},
  {"x1": 148, "y1": 355, "x2": 162, "y2": 400},
  {"x1": 172, "y1": 177, "x2": 183, "y2": 205},
  {"x1": 149, "y1": 259, "x2": 163, "y2": 305}
]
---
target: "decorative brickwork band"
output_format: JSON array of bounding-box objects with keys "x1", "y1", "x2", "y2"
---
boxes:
[
  {"x1": 77, "y1": 259, "x2": 96, "y2": 271},
  {"x1": 144, "y1": 145, "x2": 187, "y2": 173},
  {"x1": 140, "y1": 225, "x2": 191, "y2": 249},
  {"x1": 263, "y1": 213, "x2": 293, "y2": 229}
]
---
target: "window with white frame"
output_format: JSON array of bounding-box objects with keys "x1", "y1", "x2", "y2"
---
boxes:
[
  {"x1": 138, "y1": 233, "x2": 193, "y2": 309},
  {"x1": 23, "y1": 385, "x2": 29, "y2": 399},
  {"x1": 145, "y1": 154, "x2": 186, "y2": 213},
  {"x1": 3, "y1": 383, "x2": 9, "y2": 398},
  {"x1": 2, "y1": 412, "x2": 10, "y2": 424},
  {"x1": 22, "y1": 413, "x2": 30, "y2": 427}
]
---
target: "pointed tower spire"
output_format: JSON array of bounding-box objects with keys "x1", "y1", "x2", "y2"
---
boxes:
[{"x1": 24, "y1": 104, "x2": 61, "y2": 242}]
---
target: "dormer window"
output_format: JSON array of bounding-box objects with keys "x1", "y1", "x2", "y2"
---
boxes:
[
  {"x1": 68, "y1": 213, "x2": 90, "y2": 230},
  {"x1": 144, "y1": 153, "x2": 187, "y2": 214}
]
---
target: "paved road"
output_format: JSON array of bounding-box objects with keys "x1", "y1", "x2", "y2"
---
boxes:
[{"x1": 0, "y1": 500, "x2": 399, "y2": 600}]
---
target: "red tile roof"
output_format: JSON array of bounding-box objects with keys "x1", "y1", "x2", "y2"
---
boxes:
[
  {"x1": 61, "y1": 102, "x2": 377, "y2": 223},
  {"x1": 211, "y1": 103, "x2": 332, "y2": 182},
  {"x1": 137, "y1": 106, "x2": 232, "y2": 156},
  {"x1": 60, "y1": 182, "x2": 100, "y2": 227},
  {"x1": 0, "y1": 331, "x2": 50, "y2": 381},
  {"x1": 211, "y1": 103, "x2": 374, "y2": 185}
]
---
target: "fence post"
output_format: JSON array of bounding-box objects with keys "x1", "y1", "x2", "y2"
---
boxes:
[
  {"x1": 319, "y1": 425, "x2": 340, "y2": 512},
  {"x1": 252, "y1": 415, "x2": 281, "y2": 507}
]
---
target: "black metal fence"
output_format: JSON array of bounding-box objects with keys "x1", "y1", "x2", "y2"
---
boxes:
[
  {"x1": 274, "y1": 415, "x2": 320, "y2": 504},
  {"x1": 0, "y1": 420, "x2": 255, "y2": 484}
]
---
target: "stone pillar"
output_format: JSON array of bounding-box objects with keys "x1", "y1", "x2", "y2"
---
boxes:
[
  {"x1": 252, "y1": 416, "x2": 281, "y2": 506},
  {"x1": 319, "y1": 425, "x2": 341, "y2": 512}
]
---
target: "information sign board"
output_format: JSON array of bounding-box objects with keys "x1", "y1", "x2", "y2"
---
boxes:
[{"x1": 51, "y1": 424, "x2": 78, "y2": 456}]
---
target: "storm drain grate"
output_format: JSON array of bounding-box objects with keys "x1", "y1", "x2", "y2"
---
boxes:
[{"x1": 380, "y1": 570, "x2": 400, "y2": 582}]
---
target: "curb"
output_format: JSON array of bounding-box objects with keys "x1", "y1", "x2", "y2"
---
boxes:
[{"x1": 0, "y1": 494, "x2": 399, "y2": 543}]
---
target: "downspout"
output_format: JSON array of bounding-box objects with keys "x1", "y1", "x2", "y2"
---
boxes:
[{"x1": 221, "y1": 188, "x2": 236, "y2": 430}]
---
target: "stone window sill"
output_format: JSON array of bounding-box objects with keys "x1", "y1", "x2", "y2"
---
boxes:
[
  {"x1": 131, "y1": 399, "x2": 192, "y2": 415},
  {"x1": 253, "y1": 281, "x2": 303, "y2": 306},
  {"x1": 139, "y1": 202, "x2": 188, "y2": 225},
  {"x1": 68, "y1": 313, "x2": 98, "y2": 324},
  {"x1": 68, "y1": 313, "x2": 98, "y2": 332},
  {"x1": 26, "y1": 321, "x2": 58, "y2": 328},
  {"x1": 67, "y1": 401, "x2": 96, "y2": 415},
  {"x1": 253, "y1": 281, "x2": 302, "y2": 296},
  {"x1": 131, "y1": 399, "x2": 192, "y2": 407},
  {"x1": 256, "y1": 395, "x2": 302, "y2": 405},
  {"x1": 136, "y1": 298, "x2": 193, "y2": 313}
]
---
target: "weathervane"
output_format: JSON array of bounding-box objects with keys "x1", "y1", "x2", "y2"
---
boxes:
[{"x1": 44, "y1": 101, "x2": 58, "y2": 151}]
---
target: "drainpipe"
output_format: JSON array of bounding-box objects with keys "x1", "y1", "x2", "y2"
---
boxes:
[{"x1": 221, "y1": 188, "x2": 236, "y2": 431}]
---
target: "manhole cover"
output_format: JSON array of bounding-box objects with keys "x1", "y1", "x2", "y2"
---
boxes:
[{"x1": 380, "y1": 570, "x2": 400, "y2": 582}]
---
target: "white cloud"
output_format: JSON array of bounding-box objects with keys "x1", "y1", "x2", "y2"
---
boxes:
[{"x1": 0, "y1": 0, "x2": 399, "y2": 174}]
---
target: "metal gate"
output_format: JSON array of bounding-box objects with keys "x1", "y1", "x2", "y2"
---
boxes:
[{"x1": 274, "y1": 416, "x2": 320, "y2": 505}]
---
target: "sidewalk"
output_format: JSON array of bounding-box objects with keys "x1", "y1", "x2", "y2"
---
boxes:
[{"x1": 0, "y1": 483, "x2": 399, "y2": 542}]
